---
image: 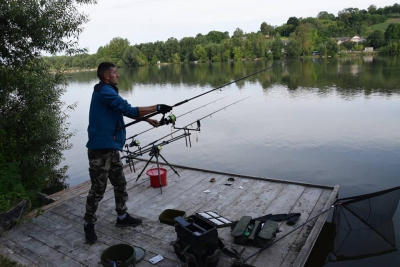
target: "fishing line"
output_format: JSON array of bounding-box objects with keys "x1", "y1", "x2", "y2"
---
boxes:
[
  {"x1": 126, "y1": 96, "x2": 249, "y2": 156},
  {"x1": 118, "y1": 59, "x2": 290, "y2": 130},
  {"x1": 172, "y1": 59, "x2": 291, "y2": 108},
  {"x1": 126, "y1": 96, "x2": 229, "y2": 141}
]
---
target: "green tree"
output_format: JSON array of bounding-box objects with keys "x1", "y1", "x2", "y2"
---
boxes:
[
  {"x1": 325, "y1": 38, "x2": 339, "y2": 56},
  {"x1": 270, "y1": 35, "x2": 283, "y2": 59},
  {"x1": 233, "y1": 46, "x2": 243, "y2": 61},
  {"x1": 1, "y1": 0, "x2": 95, "y2": 67},
  {"x1": 138, "y1": 42, "x2": 156, "y2": 62},
  {"x1": 164, "y1": 37, "x2": 180, "y2": 63},
  {"x1": 367, "y1": 30, "x2": 386, "y2": 48},
  {"x1": 122, "y1": 46, "x2": 148, "y2": 67},
  {"x1": 220, "y1": 39, "x2": 233, "y2": 61},
  {"x1": 286, "y1": 40, "x2": 302, "y2": 58},
  {"x1": 179, "y1": 37, "x2": 197, "y2": 62},
  {"x1": 233, "y1": 28, "x2": 244, "y2": 38},
  {"x1": 193, "y1": 45, "x2": 208, "y2": 62},
  {"x1": 318, "y1": 43, "x2": 327, "y2": 56},
  {"x1": 287, "y1": 17, "x2": 300, "y2": 28},
  {"x1": 206, "y1": 31, "x2": 229, "y2": 43},
  {"x1": 260, "y1": 22, "x2": 275, "y2": 36},
  {"x1": 277, "y1": 24, "x2": 295, "y2": 37},
  {"x1": 96, "y1": 37, "x2": 130, "y2": 66},
  {"x1": 385, "y1": 23, "x2": 400, "y2": 42},
  {"x1": 380, "y1": 41, "x2": 400, "y2": 55},
  {"x1": 368, "y1": 5, "x2": 377, "y2": 14},
  {"x1": 195, "y1": 34, "x2": 208, "y2": 46},
  {"x1": 294, "y1": 23, "x2": 317, "y2": 55},
  {"x1": 0, "y1": 0, "x2": 96, "y2": 211},
  {"x1": 151, "y1": 55, "x2": 159, "y2": 65},
  {"x1": 317, "y1": 11, "x2": 336, "y2": 21}
]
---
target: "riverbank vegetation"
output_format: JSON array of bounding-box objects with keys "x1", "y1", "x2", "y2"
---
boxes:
[
  {"x1": 0, "y1": 0, "x2": 96, "y2": 215},
  {"x1": 43, "y1": 4, "x2": 400, "y2": 70}
]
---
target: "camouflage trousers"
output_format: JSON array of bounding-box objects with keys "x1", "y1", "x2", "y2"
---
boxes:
[{"x1": 84, "y1": 149, "x2": 128, "y2": 223}]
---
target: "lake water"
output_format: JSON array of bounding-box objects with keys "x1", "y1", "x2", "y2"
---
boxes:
[{"x1": 61, "y1": 57, "x2": 400, "y2": 266}]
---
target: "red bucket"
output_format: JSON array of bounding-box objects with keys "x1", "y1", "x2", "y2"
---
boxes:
[{"x1": 146, "y1": 168, "x2": 167, "y2": 188}]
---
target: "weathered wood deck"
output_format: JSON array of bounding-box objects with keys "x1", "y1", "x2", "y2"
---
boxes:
[{"x1": 0, "y1": 160, "x2": 339, "y2": 267}]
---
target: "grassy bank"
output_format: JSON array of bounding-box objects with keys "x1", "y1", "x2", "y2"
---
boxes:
[{"x1": 0, "y1": 254, "x2": 25, "y2": 267}]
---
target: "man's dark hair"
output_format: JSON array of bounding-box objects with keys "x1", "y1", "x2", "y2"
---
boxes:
[{"x1": 97, "y1": 62, "x2": 115, "y2": 80}]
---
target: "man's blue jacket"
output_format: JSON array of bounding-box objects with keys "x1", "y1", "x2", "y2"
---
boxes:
[{"x1": 86, "y1": 82, "x2": 139, "y2": 151}]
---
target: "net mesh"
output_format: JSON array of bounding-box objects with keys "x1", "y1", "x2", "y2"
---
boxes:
[{"x1": 332, "y1": 186, "x2": 400, "y2": 261}]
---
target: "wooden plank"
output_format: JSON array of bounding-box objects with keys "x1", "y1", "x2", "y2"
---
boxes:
[
  {"x1": 0, "y1": 241, "x2": 40, "y2": 267},
  {"x1": 54, "y1": 198, "x2": 235, "y2": 267},
  {"x1": 292, "y1": 185, "x2": 339, "y2": 267},
  {"x1": 239, "y1": 184, "x2": 305, "y2": 266},
  {"x1": 217, "y1": 181, "x2": 292, "y2": 265},
  {"x1": 0, "y1": 235, "x2": 52, "y2": 266},
  {"x1": 51, "y1": 200, "x2": 181, "y2": 264},
  {"x1": 20, "y1": 221, "x2": 100, "y2": 266},
  {"x1": 2, "y1": 226, "x2": 85, "y2": 267},
  {"x1": 40, "y1": 210, "x2": 178, "y2": 267},
  {"x1": 250, "y1": 186, "x2": 323, "y2": 267},
  {"x1": 196, "y1": 175, "x2": 257, "y2": 214},
  {"x1": 280, "y1": 188, "x2": 333, "y2": 267},
  {"x1": 32, "y1": 212, "x2": 110, "y2": 256},
  {"x1": 157, "y1": 173, "x2": 232, "y2": 217},
  {"x1": 119, "y1": 169, "x2": 214, "y2": 220},
  {"x1": 96, "y1": 166, "x2": 189, "y2": 212}
]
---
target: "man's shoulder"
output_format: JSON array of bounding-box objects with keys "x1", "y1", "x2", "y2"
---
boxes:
[{"x1": 94, "y1": 82, "x2": 115, "y2": 92}]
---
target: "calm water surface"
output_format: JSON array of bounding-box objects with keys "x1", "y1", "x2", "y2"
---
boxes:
[{"x1": 62, "y1": 57, "x2": 400, "y2": 266}]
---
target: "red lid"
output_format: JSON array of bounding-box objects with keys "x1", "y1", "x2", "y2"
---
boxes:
[{"x1": 146, "y1": 168, "x2": 166, "y2": 176}]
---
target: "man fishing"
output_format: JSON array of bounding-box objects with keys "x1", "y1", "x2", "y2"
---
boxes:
[{"x1": 83, "y1": 62, "x2": 172, "y2": 244}]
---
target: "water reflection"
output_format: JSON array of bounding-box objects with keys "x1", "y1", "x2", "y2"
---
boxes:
[{"x1": 94, "y1": 58, "x2": 400, "y2": 97}]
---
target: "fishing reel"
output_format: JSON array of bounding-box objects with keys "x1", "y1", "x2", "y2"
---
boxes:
[
  {"x1": 149, "y1": 145, "x2": 163, "y2": 157},
  {"x1": 128, "y1": 139, "x2": 140, "y2": 147},
  {"x1": 159, "y1": 114, "x2": 176, "y2": 126}
]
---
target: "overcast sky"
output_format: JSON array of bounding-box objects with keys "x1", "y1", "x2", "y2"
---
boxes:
[{"x1": 77, "y1": 0, "x2": 397, "y2": 53}]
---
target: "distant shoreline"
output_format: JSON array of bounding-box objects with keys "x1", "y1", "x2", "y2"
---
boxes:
[{"x1": 54, "y1": 52, "x2": 380, "y2": 72}]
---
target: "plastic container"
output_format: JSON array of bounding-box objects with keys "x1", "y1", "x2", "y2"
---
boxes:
[
  {"x1": 101, "y1": 244, "x2": 136, "y2": 267},
  {"x1": 146, "y1": 168, "x2": 167, "y2": 188},
  {"x1": 159, "y1": 209, "x2": 186, "y2": 226},
  {"x1": 174, "y1": 215, "x2": 218, "y2": 244}
]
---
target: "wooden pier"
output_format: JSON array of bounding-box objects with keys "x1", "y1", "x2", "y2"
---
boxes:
[{"x1": 0, "y1": 160, "x2": 339, "y2": 267}]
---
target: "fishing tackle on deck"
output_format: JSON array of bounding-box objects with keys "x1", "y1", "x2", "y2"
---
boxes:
[
  {"x1": 122, "y1": 97, "x2": 249, "y2": 177},
  {"x1": 125, "y1": 96, "x2": 228, "y2": 148}
]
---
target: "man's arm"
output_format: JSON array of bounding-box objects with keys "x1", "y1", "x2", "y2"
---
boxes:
[{"x1": 137, "y1": 105, "x2": 158, "y2": 117}]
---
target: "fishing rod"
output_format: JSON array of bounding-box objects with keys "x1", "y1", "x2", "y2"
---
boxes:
[
  {"x1": 118, "y1": 59, "x2": 290, "y2": 131},
  {"x1": 124, "y1": 96, "x2": 250, "y2": 156},
  {"x1": 126, "y1": 96, "x2": 249, "y2": 187},
  {"x1": 126, "y1": 96, "x2": 229, "y2": 142},
  {"x1": 121, "y1": 96, "x2": 249, "y2": 189}
]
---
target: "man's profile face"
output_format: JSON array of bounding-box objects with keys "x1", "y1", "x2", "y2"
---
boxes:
[{"x1": 104, "y1": 67, "x2": 119, "y2": 85}]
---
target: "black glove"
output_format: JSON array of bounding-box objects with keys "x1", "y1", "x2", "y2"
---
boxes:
[{"x1": 157, "y1": 104, "x2": 172, "y2": 114}]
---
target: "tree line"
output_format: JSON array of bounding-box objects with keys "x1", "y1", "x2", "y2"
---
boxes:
[{"x1": 43, "y1": 4, "x2": 400, "y2": 69}]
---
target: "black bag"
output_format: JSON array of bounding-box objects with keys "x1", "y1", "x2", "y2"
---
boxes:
[
  {"x1": 173, "y1": 216, "x2": 221, "y2": 267},
  {"x1": 231, "y1": 216, "x2": 278, "y2": 247}
]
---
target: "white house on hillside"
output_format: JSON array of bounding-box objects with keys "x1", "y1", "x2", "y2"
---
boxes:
[
  {"x1": 336, "y1": 37, "x2": 350, "y2": 44},
  {"x1": 336, "y1": 36, "x2": 366, "y2": 44},
  {"x1": 350, "y1": 35, "x2": 366, "y2": 43}
]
